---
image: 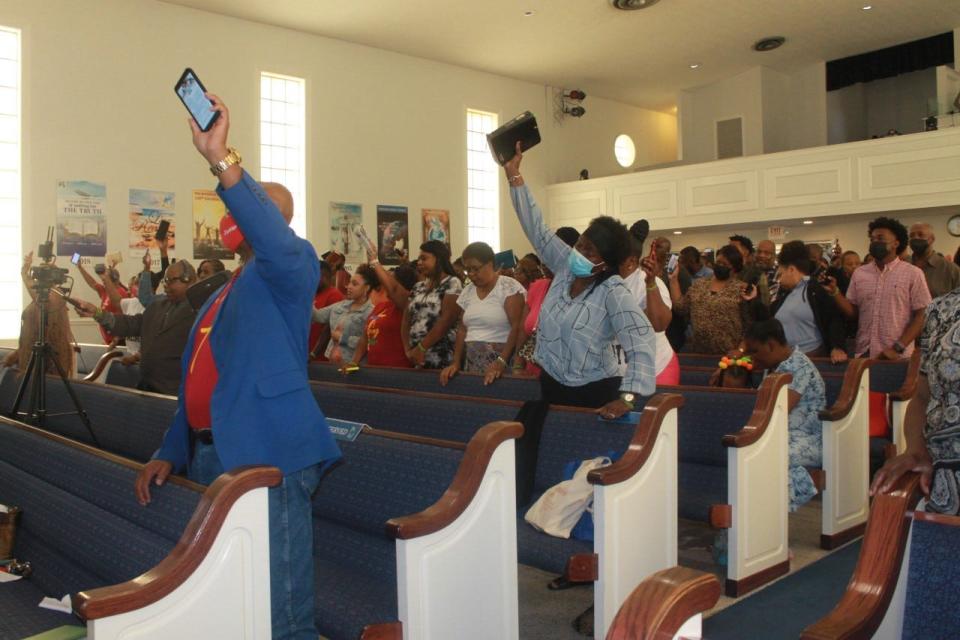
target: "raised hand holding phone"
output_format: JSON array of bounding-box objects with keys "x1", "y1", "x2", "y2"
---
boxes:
[{"x1": 640, "y1": 241, "x2": 659, "y2": 284}]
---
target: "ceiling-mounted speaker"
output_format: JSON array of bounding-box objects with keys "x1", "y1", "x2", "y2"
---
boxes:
[
  {"x1": 753, "y1": 36, "x2": 786, "y2": 52},
  {"x1": 610, "y1": 0, "x2": 661, "y2": 10}
]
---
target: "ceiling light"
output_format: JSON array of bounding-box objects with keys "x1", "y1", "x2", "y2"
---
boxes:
[
  {"x1": 753, "y1": 36, "x2": 786, "y2": 52},
  {"x1": 523, "y1": 10, "x2": 535, "y2": 16},
  {"x1": 689, "y1": 63, "x2": 700, "y2": 69},
  {"x1": 610, "y1": 0, "x2": 661, "y2": 10},
  {"x1": 862, "y1": 5, "x2": 873, "y2": 10},
  {"x1": 673, "y1": 230, "x2": 683, "y2": 235},
  {"x1": 803, "y1": 220, "x2": 813, "y2": 225}
]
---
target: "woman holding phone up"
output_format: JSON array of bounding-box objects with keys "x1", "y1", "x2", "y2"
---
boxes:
[{"x1": 504, "y1": 143, "x2": 655, "y2": 420}]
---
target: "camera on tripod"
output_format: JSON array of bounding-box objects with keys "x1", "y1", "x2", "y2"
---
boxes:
[{"x1": 29, "y1": 227, "x2": 70, "y2": 291}]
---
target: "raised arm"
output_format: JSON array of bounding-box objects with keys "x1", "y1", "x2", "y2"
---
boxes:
[
  {"x1": 503, "y1": 143, "x2": 570, "y2": 275},
  {"x1": 75, "y1": 261, "x2": 100, "y2": 294}
]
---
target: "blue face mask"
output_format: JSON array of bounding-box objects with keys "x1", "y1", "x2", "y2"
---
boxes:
[{"x1": 568, "y1": 247, "x2": 600, "y2": 278}]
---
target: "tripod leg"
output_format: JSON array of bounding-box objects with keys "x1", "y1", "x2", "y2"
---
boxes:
[
  {"x1": 46, "y1": 345, "x2": 100, "y2": 448},
  {"x1": 8, "y1": 344, "x2": 40, "y2": 419}
]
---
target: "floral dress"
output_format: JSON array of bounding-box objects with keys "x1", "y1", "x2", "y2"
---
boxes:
[
  {"x1": 673, "y1": 278, "x2": 751, "y2": 354},
  {"x1": 919, "y1": 290, "x2": 960, "y2": 515},
  {"x1": 407, "y1": 276, "x2": 463, "y2": 369},
  {"x1": 775, "y1": 348, "x2": 827, "y2": 511}
]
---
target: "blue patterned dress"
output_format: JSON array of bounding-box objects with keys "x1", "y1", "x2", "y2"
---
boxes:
[{"x1": 775, "y1": 348, "x2": 827, "y2": 511}]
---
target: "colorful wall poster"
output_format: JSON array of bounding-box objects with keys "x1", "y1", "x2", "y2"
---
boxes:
[
  {"x1": 192, "y1": 189, "x2": 233, "y2": 260},
  {"x1": 56, "y1": 180, "x2": 107, "y2": 256},
  {"x1": 129, "y1": 189, "x2": 176, "y2": 257},
  {"x1": 421, "y1": 208, "x2": 450, "y2": 247},
  {"x1": 375, "y1": 205, "x2": 409, "y2": 265},
  {"x1": 329, "y1": 201, "x2": 364, "y2": 267}
]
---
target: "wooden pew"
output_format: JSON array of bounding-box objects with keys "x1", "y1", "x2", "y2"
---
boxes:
[
  {"x1": 605, "y1": 567, "x2": 721, "y2": 640},
  {"x1": 802, "y1": 473, "x2": 960, "y2": 640},
  {"x1": 0, "y1": 416, "x2": 279, "y2": 640},
  {"x1": 74, "y1": 342, "x2": 118, "y2": 377}
]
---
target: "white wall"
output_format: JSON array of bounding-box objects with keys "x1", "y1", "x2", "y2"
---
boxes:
[
  {"x1": 2, "y1": 0, "x2": 676, "y2": 294},
  {"x1": 679, "y1": 68, "x2": 764, "y2": 164},
  {"x1": 828, "y1": 68, "x2": 938, "y2": 144}
]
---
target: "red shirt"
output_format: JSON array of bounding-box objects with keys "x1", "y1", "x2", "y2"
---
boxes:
[
  {"x1": 95, "y1": 283, "x2": 131, "y2": 344},
  {"x1": 184, "y1": 274, "x2": 238, "y2": 430},
  {"x1": 309, "y1": 287, "x2": 345, "y2": 361},
  {"x1": 365, "y1": 301, "x2": 410, "y2": 367}
]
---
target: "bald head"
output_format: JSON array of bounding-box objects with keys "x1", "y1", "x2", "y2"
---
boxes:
[
  {"x1": 262, "y1": 182, "x2": 294, "y2": 224},
  {"x1": 908, "y1": 222, "x2": 935, "y2": 257}
]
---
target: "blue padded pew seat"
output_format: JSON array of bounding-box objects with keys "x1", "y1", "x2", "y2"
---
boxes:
[
  {"x1": 104, "y1": 361, "x2": 142, "y2": 389},
  {"x1": 677, "y1": 354, "x2": 720, "y2": 368},
  {"x1": 0, "y1": 418, "x2": 200, "y2": 640},
  {"x1": 309, "y1": 362, "x2": 541, "y2": 402},
  {"x1": 74, "y1": 343, "x2": 115, "y2": 376},
  {"x1": 0, "y1": 372, "x2": 176, "y2": 463},
  {"x1": 900, "y1": 516, "x2": 960, "y2": 640}
]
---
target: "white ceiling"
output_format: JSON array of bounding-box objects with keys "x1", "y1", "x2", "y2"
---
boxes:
[{"x1": 160, "y1": 0, "x2": 960, "y2": 112}]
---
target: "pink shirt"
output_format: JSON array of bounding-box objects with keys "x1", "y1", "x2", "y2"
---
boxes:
[
  {"x1": 523, "y1": 278, "x2": 551, "y2": 375},
  {"x1": 846, "y1": 258, "x2": 931, "y2": 358}
]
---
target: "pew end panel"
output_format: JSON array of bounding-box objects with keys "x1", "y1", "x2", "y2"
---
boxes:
[
  {"x1": 605, "y1": 566, "x2": 721, "y2": 640},
  {"x1": 588, "y1": 393, "x2": 684, "y2": 639},
  {"x1": 801, "y1": 473, "x2": 922, "y2": 640},
  {"x1": 83, "y1": 349, "x2": 123, "y2": 383},
  {"x1": 389, "y1": 421, "x2": 523, "y2": 640},
  {"x1": 819, "y1": 359, "x2": 871, "y2": 549},
  {"x1": 887, "y1": 350, "x2": 920, "y2": 456},
  {"x1": 723, "y1": 373, "x2": 791, "y2": 597},
  {"x1": 74, "y1": 466, "x2": 282, "y2": 640}
]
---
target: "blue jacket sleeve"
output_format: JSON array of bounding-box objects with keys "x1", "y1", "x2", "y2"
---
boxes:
[{"x1": 217, "y1": 171, "x2": 318, "y2": 302}]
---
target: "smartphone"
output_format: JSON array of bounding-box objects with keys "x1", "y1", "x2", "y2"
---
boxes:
[
  {"x1": 666, "y1": 254, "x2": 679, "y2": 274},
  {"x1": 94, "y1": 263, "x2": 106, "y2": 275},
  {"x1": 155, "y1": 219, "x2": 171, "y2": 241},
  {"x1": 494, "y1": 249, "x2": 518, "y2": 271},
  {"x1": 71, "y1": 252, "x2": 81, "y2": 265},
  {"x1": 174, "y1": 68, "x2": 219, "y2": 132}
]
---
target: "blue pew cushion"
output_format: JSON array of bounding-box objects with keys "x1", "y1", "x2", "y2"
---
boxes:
[
  {"x1": 516, "y1": 513, "x2": 593, "y2": 575},
  {"x1": 901, "y1": 518, "x2": 960, "y2": 640},
  {"x1": 679, "y1": 462, "x2": 728, "y2": 523}
]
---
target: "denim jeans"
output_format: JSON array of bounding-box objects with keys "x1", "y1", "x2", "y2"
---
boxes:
[{"x1": 187, "y1": 442, "x2": 321, "y2": 640}]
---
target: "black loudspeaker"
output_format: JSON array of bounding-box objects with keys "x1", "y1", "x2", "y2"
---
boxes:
[{"x1": 487, "y1": 111, "x2": 541, "y2": 166}]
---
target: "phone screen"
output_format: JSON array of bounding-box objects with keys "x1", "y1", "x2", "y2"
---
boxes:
[
  {"x1": 155, "y1": 219, "x2": 170, "y2": 241},
  {"x1": 71, "y1": 252, "x2": 81, "y2": 265},
  {"x1": 667, "y1": 254, "x2": 679, "y2": 273},
  {"x1": 175, "y1": 68, "x2": 218, "y2": 132}
]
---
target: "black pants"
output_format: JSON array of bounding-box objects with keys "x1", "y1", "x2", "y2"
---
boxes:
[{"x1": 538, "y1": 371, "x2": 621, "y2": 409}]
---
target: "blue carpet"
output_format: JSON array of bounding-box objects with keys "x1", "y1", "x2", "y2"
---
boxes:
[{"x1": 704, "y1": 541, "x2": 861, "y2": 639}]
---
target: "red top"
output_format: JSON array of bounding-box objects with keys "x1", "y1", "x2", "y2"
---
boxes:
[
  {"x1": 184, "y1": 273, "x2": 238, "y2": 430},
  {"x1": 365, "y1": 301, "x2": 410, "y2": 367},
  {"x1": 95, "y1": 283, "x2": 130, "y2": 345},
  {"x1": 523, "y1": 278, "x2": 551, "y2": 375},
  {"x1": 309, "y1": 287, "x2": 345, "y2": 361}
]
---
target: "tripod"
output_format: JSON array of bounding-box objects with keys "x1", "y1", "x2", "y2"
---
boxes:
[{"x1": 8, "y1": 285, "x2": 100, "y2": 447}]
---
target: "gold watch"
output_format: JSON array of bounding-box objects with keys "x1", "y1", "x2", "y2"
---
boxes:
[{"x1": 210, "y1": 147, "x2": 242, "y2": 176}]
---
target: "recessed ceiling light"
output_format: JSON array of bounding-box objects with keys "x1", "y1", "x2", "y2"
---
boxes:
[
  {"x1": 689, "y1": 63, "x2": 701, "y2": 69},
  {"x1": 610, "y1": 0, "x2": 661, "y2": 10},
  {"x1": 862, "y1": 5, "x2": 873, "y2": 10},
  {"x1": 803, "y1": 220, "x2": 814, "y2": 225},
  {"x1": 673, "y1": 230, "x2": 683, "y2": 235},
  {"x1": 523, "y1": 10, "x2": 535, "y2": 16},
  {"x1": 753, "y1": 36, "x2": 786, "y2": 52}
]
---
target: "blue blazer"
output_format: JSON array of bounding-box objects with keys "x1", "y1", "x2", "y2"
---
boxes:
[{"x1": 155, "y1": 171, "x2": 341, "y2": 476}]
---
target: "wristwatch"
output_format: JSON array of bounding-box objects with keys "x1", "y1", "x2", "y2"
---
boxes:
[
  {"x1": 210, "y1": 147, "x2": 242, "y2": 176},
  {"x1": 619, "y1": 392, "x2": 636, "y2": 410},
  {"x1": 892, "y1": 340, "x2": 906, "y2": 354}
]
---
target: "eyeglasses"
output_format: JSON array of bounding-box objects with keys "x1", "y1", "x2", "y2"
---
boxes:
[{"x1": 163, "y1": 276, "x2": 189, "y2": 285}]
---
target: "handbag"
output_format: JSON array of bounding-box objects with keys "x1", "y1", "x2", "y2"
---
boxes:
[{"x1": 524, "y1": 456, "x2": 611, "y2": 539}]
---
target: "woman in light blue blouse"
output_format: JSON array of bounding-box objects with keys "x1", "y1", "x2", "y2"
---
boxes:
[
  {"x1": 310, "y1": 264, "x2": 375, "y2": 365},
  {"x1": 744, "y1": 318, "x2": 827, "y2": 511},
  {"x1": 503, "y1": 143, "x2": 656, "y2": 419}
]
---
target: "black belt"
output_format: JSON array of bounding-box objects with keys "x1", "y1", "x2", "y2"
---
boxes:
[{"x1": 189, "y1": 429, "x2": 214, "y2": 445}]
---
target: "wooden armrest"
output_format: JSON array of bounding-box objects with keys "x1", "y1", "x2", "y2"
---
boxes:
[
  {"x1": 588, "y1": 393, "x2": 684, "y2": 486},
  {"x1": 819, "y1": 358, "x2": 869, "y2": 422},
  {"x1": 82, "y1": 350, "x2": 123, "y2": 382},
  {"x1": 721, "y1": 372, "x2": 792, "y2": 448},
  {"x1": 386, "y1": 420, "x2": 523, "y2": 540},
  {"x1": 605, "y1": 566, "x2": 721, "y2": 640},
  {"x1": 73, "y1": 465, "x2": 283, "y2": 620},
  {"x1": 801, "y1": 473, "x2": 922, "y2": 640},
  {"x1": 888, "y1": 350, "x2": 921, "y2": 402}
]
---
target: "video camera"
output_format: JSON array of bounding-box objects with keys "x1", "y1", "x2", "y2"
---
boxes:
[{"x1": 29, "y1": 227, "x2": 71, "y2": 292}]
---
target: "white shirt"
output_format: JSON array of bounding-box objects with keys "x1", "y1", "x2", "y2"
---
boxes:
[
  {"x1": 620, "y1": 269, "x2": 673, "y2": 376},
  {"x1": 120, "y1": 297, "x2": 145, "y2": 355},
  {"x1": 457, "y1": 275, "x2": 526, "y2": 343}
]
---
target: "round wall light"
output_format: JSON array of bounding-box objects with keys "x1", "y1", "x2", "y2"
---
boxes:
[{"x1": 614, "y1": 134, "x2": 636, "y2": 168}]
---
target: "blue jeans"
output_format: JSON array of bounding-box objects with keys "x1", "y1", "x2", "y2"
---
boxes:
[{"x1": 187, "y1": 442, "x2": 321, "y2": 640}]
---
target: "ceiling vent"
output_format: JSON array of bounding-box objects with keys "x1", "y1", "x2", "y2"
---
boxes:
[
  {"x1": 753, "y1": 36, "x2": 786, "y2": 52},
  {"x1": 610, "y1": 0, "x2": 661, "y2": 10}
]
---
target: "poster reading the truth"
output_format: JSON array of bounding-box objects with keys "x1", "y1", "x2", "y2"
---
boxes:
[
  {"x1": 375, "y1": 205, "x2": 409, "y2": 265},
  {"x1": 329, "y1": 201, "x2": 364, "y2": 267},
  {"x1": 129, "y1": 189, "x2": 176, "y2": 257},
  {"x1": 421, "y1": 209, "x2": 450, "y2": 247},
  {"x1": 57, "y1": 180, "x2": 107, "y2": 256},
  {"x1": 192, "y1": 189, "x2": 234, "y2": 260}
]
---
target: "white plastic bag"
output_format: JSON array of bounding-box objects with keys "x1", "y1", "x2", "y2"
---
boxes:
[{"x1": 524, "y1": 456, "x2": 611, "y2": 539}]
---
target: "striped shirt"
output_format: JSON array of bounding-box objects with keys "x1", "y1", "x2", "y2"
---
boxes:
[
  {"x1": 509, "y1": 185, "x2": 656, "y2": 395},
  {"x1": 846, "y1": 258, "x2": 931, "y2": 358}
]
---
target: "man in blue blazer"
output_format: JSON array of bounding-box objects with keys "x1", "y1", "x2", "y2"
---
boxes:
[{"x1": 135, "y1": 93, "x2": 340, "y2": 640}]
